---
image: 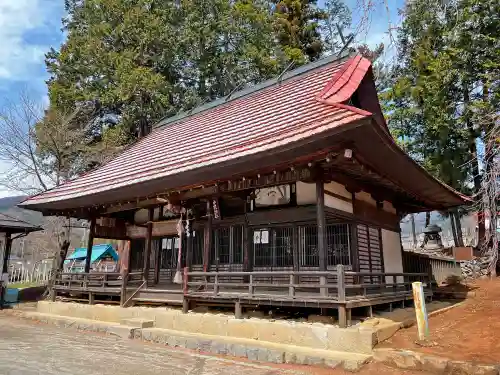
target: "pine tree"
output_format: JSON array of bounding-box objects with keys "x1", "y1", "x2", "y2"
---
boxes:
[
  {"x1": 271, "y1": 0, "x2": 327, "y2": 62},
  {"x1": 383, "y1": 0, "x2": 499, "y2": 247},
  {"x1": 45, "y1": 0, "x2": 280, "y2": 143},
  {"x1": 43, "y1": 0, "x2": 282, "y2": 174}
]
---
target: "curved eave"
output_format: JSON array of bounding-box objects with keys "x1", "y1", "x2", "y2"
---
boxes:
[{"x1": 351, "y1": 119, "x2": 470, "y2": 211}]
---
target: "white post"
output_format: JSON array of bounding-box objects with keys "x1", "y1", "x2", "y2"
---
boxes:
[{"x1": 412, "y1": 281, "x2": 430, "y2": 341}]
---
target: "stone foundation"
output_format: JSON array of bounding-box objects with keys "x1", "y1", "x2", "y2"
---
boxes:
[{"x1": 36, "y1": 301, "x2": 376, "y2": 354}]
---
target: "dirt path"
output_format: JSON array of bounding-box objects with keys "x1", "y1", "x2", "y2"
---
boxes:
[{"x1": 378, "y1": 279, "x2": 500, "y2": 365}]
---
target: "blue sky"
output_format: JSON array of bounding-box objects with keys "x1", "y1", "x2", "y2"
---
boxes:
[
  {"x1": 0, "y1": 0, "x2": 65, "y2": 105},
  {"x1": 0, "y1": 0, "x2": 403, "y2": 198}
]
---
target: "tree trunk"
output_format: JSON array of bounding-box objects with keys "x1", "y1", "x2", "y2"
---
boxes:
[
  {"x1": 450, "y1": 212, "x2": 459, "y2": 248},
  {"x1": 410, "y1": 214, "x2": 417, "y2": 249},
  {"x1": 454, "y1": 211, "x2": 465, "y2": 247},
  {"x1": 425, "y1": 212, "x2": 431, "y2": 227},
  {"x1": 463, "y1": 83, "x2": 485, "y2": 246},
  {"x1": 48, "y1": 240, "x2": 71, "y2": 294}
]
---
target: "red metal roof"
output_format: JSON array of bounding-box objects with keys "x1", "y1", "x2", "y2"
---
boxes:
[{"x1": 23, "y1": 54, "x2": 370, "y2": 208}]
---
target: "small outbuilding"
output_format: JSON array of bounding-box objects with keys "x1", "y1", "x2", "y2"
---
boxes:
[
  {"x1": 65, "y1": 244, "x2": 118, "y2": 273},
  {"x1": 0, "y1": 212, "x2": 42, "y2": 307}
]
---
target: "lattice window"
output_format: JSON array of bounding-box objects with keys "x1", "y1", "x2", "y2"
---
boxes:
[
  {"x1": 129, "y1": 239, "x2": 145, "y2": 270},
  {"x1": 253, "y1": 227, "x2": 294, "y2": 268},
  {"x1": 298, "y1": 225, "x2": 318, "y2": 267},
  {"x1": 298, "y1": 223, "x2": 351, "y2": 267},
  {"x1": 191, "y1": 229, "x2": 204, "y2": 265},
  {"x1": 326, "y1": 223, "x2": 351, "y2": 266},
  {"x1": 253, "y1": 228, "x2": 271, "y2": 267},
  {"x1": 275, "y1": 227, "x2": 294, "y2": 267},
  {"x1": 211, "y1": 225, "x2": 244, "y2": 265},
  {"x1": 232, "y1": 226, "x2": 244, "y2": 264},
  {"x1": 159, "y1": 236, "x2": 180, "y2": 269}
]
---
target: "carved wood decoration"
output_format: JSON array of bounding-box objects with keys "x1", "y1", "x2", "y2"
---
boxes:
[
  {"x1": 353, "y1": 199, "x2": 399, "y2": 231},
  {"x1": 219, "y1": 168, "x2": 311, "y2": 193},
  {"x1": 94, "y1": 217, "x2": 178, "y2": 239}
]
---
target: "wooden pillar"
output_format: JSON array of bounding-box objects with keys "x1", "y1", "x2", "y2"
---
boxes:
[
  {"x1": 154, "y1": 240, "x2": 160, "y2": 284},
  {"x1": 0, "y1": 233, "x2": 11, "y2": 309},
  {"x1": 120, "y1": 272, "x2": 128, "y2": 307},
  {"x1": 1, "y1": 233, "x2": 11, "y2": 274},
  {"x1": 214, "y1": 229, "x2": 220, "y2": 272},
  {"x1": 243, "y1": 215, "x2": 252, "y2": 283},
  {"x1": 316, "y1": 180, "x2": 327, "y2": 271},
  {"x1": 235, "y1": 301, "x2": 243, "y2": 319},
  {"x1": 292, "y1": 224, "x2": 299, "y2": 284},
  {"x1": 182, "y1": 296, "x2": 189, "y2": 313},
  {"x1": 84, "y1": 218, "x2": 96, "y2": 273},
  {"x1": 143, "y1": 208, "x2": 154, "y2": 282},
  {"x1": 203, "y1": 200, "x2": 213, "y2": 272},
  {"x1": 185, "y1": 213, "x2": 193, "y2": 271},
  {"x1": 350, "y1": 221, "x2": 359, "y2": 272}
]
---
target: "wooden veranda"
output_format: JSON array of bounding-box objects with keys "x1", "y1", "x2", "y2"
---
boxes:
[{"x1": 52, "y1": 266, "x2": 432, "y2": 327}]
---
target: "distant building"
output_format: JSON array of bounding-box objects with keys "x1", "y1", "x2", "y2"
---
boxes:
[
  {"x1": 0, "y1": 212, "x2": 41, "y2": 307},
  {"x1": 65, "y1": 244, "x2": 118, "y2": 273}
]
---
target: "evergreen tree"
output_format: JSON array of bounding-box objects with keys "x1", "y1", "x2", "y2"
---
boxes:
[
  {"x1": 42, "y1": 0, "x2": 354, "y2": 176},
  {"x1": 383, "y1": 0, "x2": 499, "y2": 245},
  {"x1": 271, "y1": 0, "x2": 328, "y2": 62},
  {"x1": 45, "y1": 0, "x2": 280, "y2": 147}
]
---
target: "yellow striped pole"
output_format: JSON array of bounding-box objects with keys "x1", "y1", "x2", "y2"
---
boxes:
[{"x1": 412, "y1": 281, "x2": 429, "y2": 341}]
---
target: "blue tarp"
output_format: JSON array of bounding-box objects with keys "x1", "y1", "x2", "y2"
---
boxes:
[{"x1": 65, "y1": 244, "x2": 118, "y2": 264}]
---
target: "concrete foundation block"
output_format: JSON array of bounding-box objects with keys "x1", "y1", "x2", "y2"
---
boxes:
[
  {"x1": 120, "y1": 318, "x2": 154, "y2": 328},
  {"x1": 245, "y1": 347, "x2": 260, "y2": 361},
  {"x1": 228, "y1": 343, "x2": 247, "y2": 358},
  {"x1": 419, "y1": 354, "x2": 449, "y2": 373},
  {"x1": 327, "y1": 327, "x2": 374, "y2": 354},
  {"x1": 266, "y1": 350, "x2": 285, "y2": 364},
  {"x1": 304, "y1": 356, "x2": 325, "y2": 366},
  {"x1": 324, "y1": 359, "x2": 342, "y2": 369},
  {"x1": 227, "y1": 319, "x2": 258, "y2": 340},
  {"x1": 185, "y1": 338, "x2": 199, "y2": 350},
  {"x1": 211, "y1": 342, "x2": 229, "y2": 355},
  {"x1": 343, "y1": 358, "x2": 370, "y2": 372},
  {"x1": 197, "y1": 339, "x2": 213, "y2": 353},
  {"x1": 284, "y1": 352, "x2": 297, "y2": 364},
  {"x1": 107, "y1": 325, "x2": 136, "y2": 339}
]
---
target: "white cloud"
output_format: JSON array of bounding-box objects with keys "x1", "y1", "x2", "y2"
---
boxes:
[{"x1": 0, "y1": 0, "x2": 62, "y2": 81}]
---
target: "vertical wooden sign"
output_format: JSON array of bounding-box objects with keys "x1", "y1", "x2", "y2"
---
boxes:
[
  {"x1": 412, "y1": 281, "x2": 430, "y2": 341},
  {"x1": 212, "y1": 198, "x2": 221, "y2": 220}
]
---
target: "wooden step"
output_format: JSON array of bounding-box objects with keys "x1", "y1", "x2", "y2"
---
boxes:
[{"x1": 132, "y1": 298, "x2": 183, "y2": 305}]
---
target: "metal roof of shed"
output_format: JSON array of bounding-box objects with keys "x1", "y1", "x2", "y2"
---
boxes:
[
  {"x1": 66, "y1": 244, "x2": 118, "y2": 263},
  {"x1": 0, "y1": 212, "x2": 42, "y2": 234}
]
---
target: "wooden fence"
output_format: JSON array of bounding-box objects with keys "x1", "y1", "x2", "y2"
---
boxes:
[
  {"x1": 402, "y1": 251, "x2": 462, "y2": 285},
  {"x1": 185, "y1": 265, "x2": 430, "y2": 327},
  {"x1": 50, "y1": 266, "x2": 431, "y2": 328},
  {"x1": 8, "y1": 263, "x2": 52, "y2": 285}
]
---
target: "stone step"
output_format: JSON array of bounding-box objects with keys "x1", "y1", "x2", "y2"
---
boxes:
[
  {"x1": 18, "y1": 311, "x2": 138, "y2": 339},
  {"x1": 120, "y1": 318, "x2": 154, "y2": 328},
  {"x1": 136, "y1": 327, "x2": 371, "y2": 372}
]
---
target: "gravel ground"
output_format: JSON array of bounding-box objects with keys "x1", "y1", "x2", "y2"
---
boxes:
[
  {"x1": 0, "y1": 316, "x2": 310, "y2": 375},
  {"x1": 0, "y1": 314, "x2": 424, "y2": 375}
]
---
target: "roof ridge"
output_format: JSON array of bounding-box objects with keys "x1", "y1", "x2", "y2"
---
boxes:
[{"x1": 154, "y1": 51, "x2": 355, "y2": 130}]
